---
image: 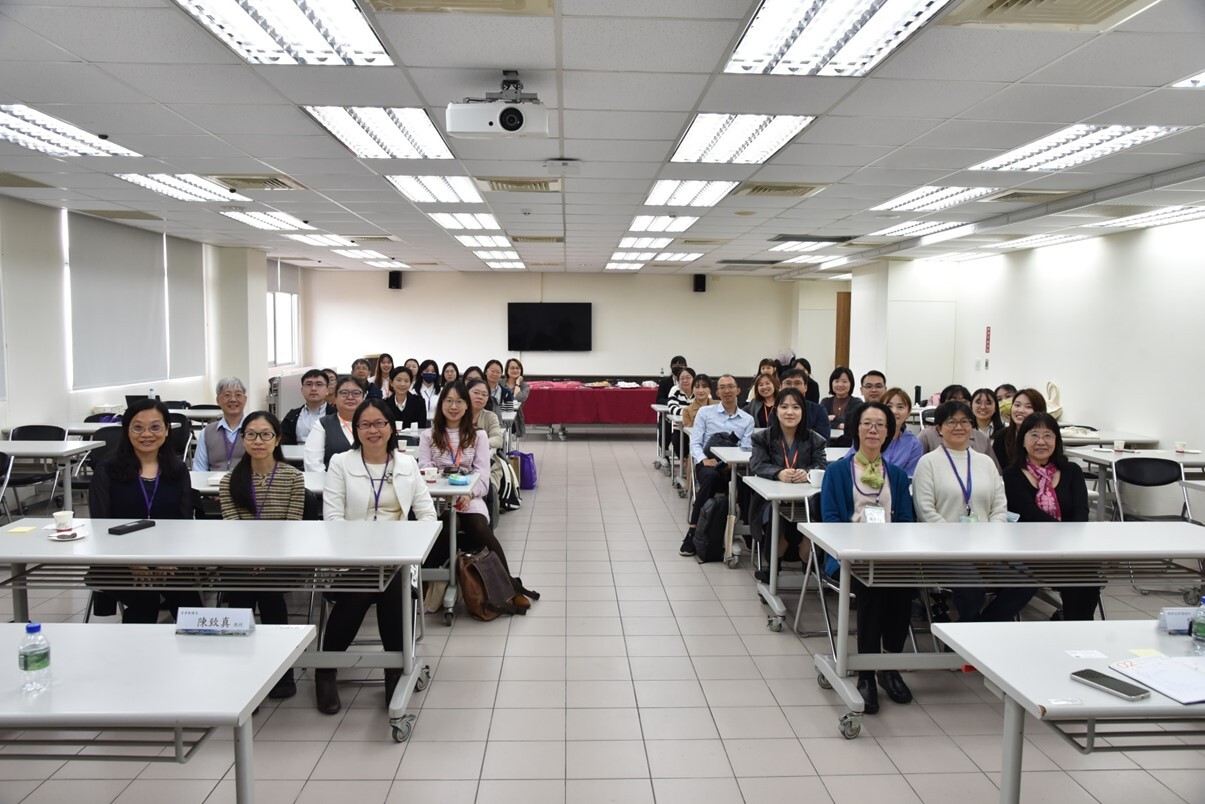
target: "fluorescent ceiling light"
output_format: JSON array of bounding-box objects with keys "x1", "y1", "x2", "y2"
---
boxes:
[
  {"x1": 605, "y1": 263, "x2": 644, "y2": 271},
  {"x1": 115, "y1": 173, "x2": 250, "y2": 202},
  {"x1": 487, "y1": 261, "x2": 525, "y2": 270},
  {"x1": 387, "y1": 175, "x2": 482, "y2": 203},
  {"x1": 869, "y1": 220, "x2": 960, "y2": 237},
  {"x1": 173, "y1": 0, "x2": 391, "y2": 66},
  {"x1": 0, "y1": 104, "x2": 141, "y2": 157},
  {"x1": 823, "y1": 273, "x2": 854, "y2": 281},
  {"x1": 612, "y1": 251, "x2": 657, "y2": 261},
  {"x1": 220, "y1": 210, "x2": 314, "y2": 230},
  {"x1": 671, "y1": 113, "x2": 812, "y2": 164},
  {"x1": 726, "y1": 0, "x2": 955, "y2": 78},
  {"x1": 474, "y1": 250, "x2": 519, "y2": 260},
  {"x1": 1086, "y1": 206, "x2": 1205, "y2": 229},
  {"x1": 619, "y1": 237, "x2": 673, "y2": 249},
  {"x1": 304, "y1": 106, "x2": 452, "y2": 159},
  {"x1": 781, "y1": 254, "x2": 833, "y2": 264},
  {"x1": 455, "y1": 234, "x2": 510, "y2": 248},
  {"x1": 872, "y1": 186, "x2": 999, "y2": 212},
  {"x1": 970, "y1": 124, "x2": 1186, "y2": 172},
  {"x1": 332, "y1": 249, "x2": 388, "y2": 259},
  {"x1": 654, "y1": 252, "x2": 703, "y2": 262},
  {"x1": 429, "y1": 212, "x2": 500, "y2": 230},
  {"x1": 629, "y1": 215, "x2": 698, "y2": 233},
  {"x1": 643, "y1": 179, "x2": 739, "y2": 207},
  {"x1": 769, "y1": 240, "x2": 828, "y2": 252},
  {"x1": 929, "y1": 251, "x2": 993, "y2": 263},
  {"x1": 992, "y1": 233, "x2": 1087, "y2": 250},
  {"x1": 285, "y1": 233, "x2": 356, "y2": 247},
  {"x1": 366, "y1": 260, "x2": 410, "y2": 268},
  {"x1": 1174, "y1": 70, "x2": 1205, "y2": 88}
]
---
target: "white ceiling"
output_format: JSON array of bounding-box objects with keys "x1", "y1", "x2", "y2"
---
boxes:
[{"x1": 1, "y1": 0, "x2": 1204, "y2": 277}]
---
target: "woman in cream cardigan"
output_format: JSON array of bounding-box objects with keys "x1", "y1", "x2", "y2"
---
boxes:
[{"x1": 318, "y1": 397, "x2": 436, "y2": 716}]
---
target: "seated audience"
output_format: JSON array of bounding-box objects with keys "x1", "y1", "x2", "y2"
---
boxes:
[
  {"x1": 792, "y1": 357, "x2": 821, "y2": 404},
  {"x1": 218, "y1": 411, "x2": 305, "y2": 699},
  {"x1": 484, "y1": 359, "x2": 514, "y2": 408},
  {"x1": 417, "y1": 359, "x2": 441, "y2": 418},
  {"x1": 503, "y1": 358, "x2": 532, "y2": 437},
  {"x1": 441, "y1": 361, "x2": 460, "y2": 387},
  {"x1": 749, "y1": 387, "x2": 828, "y2": 583},
  {"x1": 281, "y1": 369, "x2": 334, "y2": 445},
  {"x1": 466, "y1": 378, "x2": 505, "y2": 491},
  {"x1": 88, "y1": 399, "x2": 202, "y2": 622},
  {"x1": 822, "y1": 366, "x2": 860, "y2": 446},
  {"x1": 995, "y1": 382, "x2": 1017, "y2": 421},
  {"x1": 992, "y1": 387, "x2": 1047, "y2": 469},
  {"x1": 745, "y1": 358, "x2": 779, "y2": 402},
  {"x1": 820, "y1": 401, "x2": 916, "y2": 714},
  {"x1": 385, "y1": 366, "x2": 427, "y2": 429},
  {"x1": 846, "y1": 387, "x2": 922, "y2": 477},
  {"x1": 745, "y1": 371, "x2": 780, "y2": 428},
  {"x1": 666, "y1": 366, "x2": 695, "y2": 456},
  {"x1": 655, "y1": 355, "x2": 687, "y2": 405},
  {"x1": 303, "y1": 375, "x2": 365, "y2": 471},
  {"x1": 192, "y1": 377, "x2": 249, "y2": 471},
  {"x1": 680, "y1": 374, "x2": 754, "y2": 556},
  {"x1": 319, "y1": 398, "x2": 436, "y2": 714},
  {"x1": 971, "y1": 387, "x2": 1003, "y2": 437},
  {"x1": 371, "y1": 353, "x2": 394, "y2": 399},
  {"x1": 682, "y1": 373, "x2": 715, "y2": 429},
  {"x1": 322, "y1": 368, "x2": 338, "y2": 405},
  {"x1": 918, "y1": 384, "x2": 1000, "y2": 470},
  {"x1": 779, "y1": 369, "x2": 831, "y2": 440},
  {"x1": 403, "y1": 358, "x2": 421, "y2": 385},
  {"x1": 352, "y1": 358, "x2": 381, "y2": 399}
]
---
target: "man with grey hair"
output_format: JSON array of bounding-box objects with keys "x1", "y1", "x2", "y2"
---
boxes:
[{"x1": 192, "y1": 377, "x2": 249, "y2": 471}]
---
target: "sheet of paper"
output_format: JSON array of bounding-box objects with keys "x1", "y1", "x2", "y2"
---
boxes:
[
  {"x1": 1110, "y1": 656, "x2": 1205, "y2": 704},
  {"x1": 1066, "y1": 650, "x2": 1108, "y2": 659}
]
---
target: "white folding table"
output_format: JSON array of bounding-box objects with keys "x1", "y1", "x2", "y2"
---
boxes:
[
  {"x1": 710, "y1": 445, "x2": 752, "y2": 567},
  {"x1": 1066, "y1": 446, "x2": 1205, "y2": 521},
  {"x1": 799, "y1": 520, "x2": 1205, "y2": 740},
  {"x1": 933, "y1": 620, "x2": 1205, "y2": 804},
  {"x1": 418, "y1": 473, "x2": 481, "y2": 627},
  {"x1": 190, "y1": 470, "x2": 327, "y2": 497},
  {"x1": 743, "y1": 475, "x2": 821, "y2": 631},
  {"x1": 0, "y1": 517, "x2": 440, "y2": 742},
  {"x1": 0, "y1": 623, "x2": 313, "y2": 804},
  {"x1": 280, "y1": 444, "x2": 304, "y2": 465},
  {"x1": 169, "y1": 408, "x2": 223, "y2": 422},
  {"x1": 1060, "y1": 429, "x2": 1158, "y2": 447},
  {"x1": 0, "y1": 440, "x2": 100, "y2": 502},
  {"x1": 650, "y1": 403, "x2": 670, "y2": 474}
]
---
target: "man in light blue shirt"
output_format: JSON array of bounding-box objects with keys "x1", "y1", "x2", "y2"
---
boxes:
[
  {"x1": 682, "y1": 374, "x2": 754, "y2": 556},
  {"x1": 192, "y1": 377, "x2": 249, "y2": 471}
]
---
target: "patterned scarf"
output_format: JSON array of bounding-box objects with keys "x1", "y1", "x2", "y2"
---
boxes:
[
  {"x1": 1027, "y1": 460, "x2": 1062, "y2": 521},
  {"x1": 854, "y1": 451, "x2": 884, "y2": 490}
]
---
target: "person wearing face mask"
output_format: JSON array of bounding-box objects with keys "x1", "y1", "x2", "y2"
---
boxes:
[
  {"x1": 917, "y1": 384, "x2": 1000, "y2": 471},
  {"x1": 417, "y1": 359, "x2": 441, "y2": 419},
  {"x1": 656, "y1": 355, "x2": 687, "y2": 405},
  {"x1": 992, "y1": 388, "x2": 1047, "y2": 469},
  {"x1": 385, "y1": 366, "x2": 427, "y2": 430},
  {"x1": 303, "y1": 375, "x2": 366, "y2": 471}
]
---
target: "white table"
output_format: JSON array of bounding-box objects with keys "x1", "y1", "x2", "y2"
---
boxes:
[
  {"x1": 743, "y1": 475, "x2": 821, "y2": 631},
  {"x1": 281, "y1": 444, "x2": 304, "y2": 464},
  {"x1": 933, "y1": 620, "x2": 1205, "y2": 804},
  {"x1": 0, "y1": 623, "x2": 314, "y2": 804},
  {"x1": 825, "y1": 446, "x2": 848, "y2": 463},
  {"x1": 1066, "y1": 447, "x2": 1205, "y2": 520},
  {"x1": 650, "y1": 403, "x2": 670, "y2": 475},
  {"x1": 419, "y1": 473, "x2": 481, "y2": 627},
  {"x1": 800, "y1": 521, "x2": 1205, "y2": 739},
  {"x1": 1060, "y1": 429, "x2": 1158, "y2": 447},
  {"x1": 711, "y1": 446, "x2": 752, "y2": 567},
  {"x1": 190, "y1": 470, "x2": 327, "y2": 497},
  {"x1": 169, "y1": 408, "x2": 224, "y2": 421},
  {"x1": 0, "y1": 517, "x2": 440, "y2": 742},
  {"x1": 0, "y1": 440, "x2": 100, "y2": 502}
]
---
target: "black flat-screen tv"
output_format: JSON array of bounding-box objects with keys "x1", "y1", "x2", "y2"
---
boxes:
[{"x1": 508, "y1": 302, "x2": 592, "y2": 352}]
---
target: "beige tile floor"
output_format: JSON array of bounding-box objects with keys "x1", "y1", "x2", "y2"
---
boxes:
[{"x1": 2, "y1": 432, "x2": 1203, "y2": 803}]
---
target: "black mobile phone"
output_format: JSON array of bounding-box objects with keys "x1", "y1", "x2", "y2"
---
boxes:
[
  {"x1": 1069, "y1": 669, "x2": 1150, "y2": 701},
  {"x1": 108, "y1": 520, "x2": 155, "y2": 535}
]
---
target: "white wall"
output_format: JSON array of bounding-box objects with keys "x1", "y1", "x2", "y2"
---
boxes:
[
  {"x1": 791, "y1": 280, "x2": 847, "y2": 386},
  {"x1": 204, "y1": 245, "x2": 269, "y2": 408},
  {"x1": 849, "y1": 261, "x2": 890, "y2": 378},
  {"x1": 302, "y1": 270, "x2": 797, "y2": 379}
]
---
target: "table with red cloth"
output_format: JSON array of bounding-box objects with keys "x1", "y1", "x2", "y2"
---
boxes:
[{"x1": 522, "y1": 382, "x2": 658, "y2": 426}]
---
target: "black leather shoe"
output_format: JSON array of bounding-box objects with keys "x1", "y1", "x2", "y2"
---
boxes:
[
  {"x1": 876, "y1": 670, "x2": 913, "y2": 704},
  {"x1": 268, "y1": 669, "x2": 296, "y2": 700},
  {"x1": 857, "y1": 675, "x2": 879, "y2": 715},
  {"x1": 754, "y1": 568, "x2": 770, "y2": 584},
  {"x1": 384, "y1": 670, "x2": 402, "y2": 707},
  {"x1": 315, "y1": 669, "x2": 341, "y2": 715},
  {"x1": 679, "y1": 533, "x2": 697, "y2": 557}
]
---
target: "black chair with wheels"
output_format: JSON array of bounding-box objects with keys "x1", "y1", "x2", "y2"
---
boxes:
[
  {"x1": 1113, "y1": 456, "x2": 1200, "y2": 599},
  {"x1": 84, "y1": 413, "x2": 121, "y2": 423},
  {"x1": 190, "y1": 404, "x2": 220, "y2": 410},
  {"x1": 167, "y1": 412, "x2": 192, "y2": 461},
  {"x1": 160, "y1": 400, "x2": 191, "y2": 410},
  {"x1": 920, "y1": 407, "x2": 937, "y2": 428},
  {"x1": 5, "y1": 425, "x2": 67, "y2": 514}
]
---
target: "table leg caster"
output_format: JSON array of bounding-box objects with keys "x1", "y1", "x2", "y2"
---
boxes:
[
  {"x1": 817, "y1": 674, "x2": 832, "y2": 690},
  {"x1": 767, "y1": 617, "x2": 784, "y2": 632},
  {"x1": 838, "y1": 712, "x2": 862, "y2": 739},
  {"x1": 443, "y1": 610, "x2": 454, "y2": 627},
  {"x1": 391, "y1": 713, "x2": 416, "y2": 743},
  {"x1": 415, "y1": 665, "x2": 432, "y2": 692},
  {"x1": 653, "y1": 460, "x2": 663, "y2": 470}
]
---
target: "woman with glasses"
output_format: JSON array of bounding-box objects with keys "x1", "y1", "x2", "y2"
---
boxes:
[
  {"x1": 88, "y1": 398, "x2": 202, "y2": 623},
  {"x1": 466, "y1": 378, "x2": 505, "y2": 492},
  {"x1": 819, "y1": 402, "x2": 916, "y2": 714},
  {"x1": 483, "y1": 359, "x2": 514, "y2": 409},
  {"x1": 1004, "y1": 412, "x2": 1097, "y2": 620},
  {"x1": 303, "y1": 375, "x2": 366, "y2": 471},
  {"x1": 971, "y1": 387, "x2": 1003, "y2": 437},
  {"x1": 914, "y1": 401, "x2": 1024, "y2": 622},
  {"x1": 316, "y1": 398, "x2": 437, "y2": 715},
  {"x1": 503, "y1": 358, "x2": 531, "y2": 437},
  {"x1": 846, "y1": 387, "x2": 922, "y2": 477},
  {"x1": 917, "y1": 384, "x2": 999, "y2": 470},
  {"x1": 219, "y1": 411, "x2": 305, "y2": 699},
  {"x1": 992, "y1": 388, "x2": 1047, "y2": 469}
]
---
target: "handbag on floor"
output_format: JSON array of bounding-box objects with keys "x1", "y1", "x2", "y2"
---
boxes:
[
  {"x1": 457, "y1": 547, "x2": 527, "y2": 621},
  {"x1": 508, "y1": 450, "x2": 537, "y2": 490},
  {"x1": 497, "y1": 452, "x2": 522, "y2": 511}
]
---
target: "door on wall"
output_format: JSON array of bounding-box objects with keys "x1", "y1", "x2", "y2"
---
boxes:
[{"x1": 835, "y1": 291, "x2": 850, "y2": 368}]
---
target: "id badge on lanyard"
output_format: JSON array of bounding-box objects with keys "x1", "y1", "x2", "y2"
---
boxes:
[
  {"x1": 864, "y1": 505, "x2": 886, "y2": 524},
  {"x1": 960, "y1": 512, "x2": 980, "y2": 524}
]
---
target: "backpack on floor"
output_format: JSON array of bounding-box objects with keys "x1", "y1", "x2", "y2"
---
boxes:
[
  {"x1": 497, "y1": 452, "x2": 522, "y2": 511},
  {"x1": 457, "y1": 548, "x2": 526, "y2": 621},
  {"x1": 508, "y1": 450, "x2": 537, "y2": 490},
  {"x1": 692, "y1": 493, "x2": 729, "y2": 563}
]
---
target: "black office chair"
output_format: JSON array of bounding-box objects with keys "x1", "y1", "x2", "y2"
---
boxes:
[
  {"x1": 167, "y1": 413, "x2": 192, "y2": 461},
  {"x1": 190, "y1": 404, "x2": 220, "y2": 410},
  {"x1": 1113, "y1": 456, "x2": 1200, "y2": 599},
  {"x1": 159, "y1": 400, "x2": 190, "y2": 410},
  {"x1": 920, "y1": 407, "x2": 937, "y2": 427},
  {"x1": 6, "y1": 425, "x2": 67, "y2": 514},
  {"x1": 84, "y1": 413, "x2": 121, "y2": 423},
  {"x1": 73, "y1": 426, "x2": 124, "y2": 499}
]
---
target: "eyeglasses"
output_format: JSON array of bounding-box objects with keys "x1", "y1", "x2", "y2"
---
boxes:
[
  {"x1": 130, "y1": 424, "x2": 165, "y2": 435},
  {"x1": 1025, "y1": 431, "x2": 1057, "y2": 443},
  {"x1": 943, "y1": 419, "x2": 973, "y2": 429},
  {"x1": 444, "y1": 398, "x2": 467, "y2": 407},
  {"x1": 337, "y1": 390, "x2": 363, "y2": 399},
  {"x1": 242, "y1": 431, "x2": 277, "y2": 442},
  {"x1": 862, "y1": 383, "x2": 886, "y2": 391},
  {"x1": 218, "y1": 392, "x2": 245, "y2": 401},
  {"x1": 302, "y1": 381, "x2": 327, "y2": 389},
  {"x1": 859, "y1": 422, "x2": 887, "y2": 431},
  {"x1": 356, "y1": 420, "x2": 390, "y2": 431}
]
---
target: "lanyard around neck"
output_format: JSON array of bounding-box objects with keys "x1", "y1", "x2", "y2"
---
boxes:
[
  {"x1": 941, "y1": 446, "x2": 973, "y2": 515},
  {"x1": 139, "y1": 469, "x2": 161, "y2": 518},
  {"x1": 249, "y1": 462, "x2": 280, "y2": 520},
  {"x1": 363, "y1": 454, "x2": 392, "y2": 519}
]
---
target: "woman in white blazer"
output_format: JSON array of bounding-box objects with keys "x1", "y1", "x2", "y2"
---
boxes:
[{"x1": 315, "y1": 398, "x2": 436, "y2": 716}]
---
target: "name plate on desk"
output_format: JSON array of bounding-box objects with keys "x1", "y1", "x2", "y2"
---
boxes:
[
  {"x1": 176, "y1": 607, "x2": 255, "y2": 636},
  {"x1": 1158, "y1": 606, "x2": 1196, "y2": 635}
]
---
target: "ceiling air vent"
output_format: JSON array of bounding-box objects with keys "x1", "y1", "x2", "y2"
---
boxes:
[
  {"x1": 205, "y1": 174, "x2": 308, "y2": 191},
  {"x1": 363, "y1": 0, "x2": 552, "y2": 14},
  {"x1": 942, "y1": 0, "x2": 1163, "y2": 31},
  {"x1": 985, "y1": 189, "x2": 1077, "y2": 203},
  {"x1": 770, "y1": 233, "x2": 853, "y2": 243},
  {"x1": 527, "y1": 261, "x2": 562, "y2": 266},
  {"x1": 734, "y1": 182, "x2": 826, "y2": 198},
  {"x1": 474, "y1": 177, "x2": 562, "y2": 193},
  {"x1": 718, "y1": 259, "x2": 781, "y2": 266},
  {"x1": 78, "y1": 209, "x2": 162, "y2": 221},
  {"x1": 0, "y1": 173, "x2": 51, "y2": 188},
  {"x1": 716, "y1": 264, "x2": 767, "y2": 273},
  {"x1": 342, "y1": 234, "x2": 402, "y2": 242},
  {"x1": 674, "y1": 238, "x2": 729, "y2": 246},
  {"x1": 512, "y1": 235, "x2": 564, "y2": 243}
]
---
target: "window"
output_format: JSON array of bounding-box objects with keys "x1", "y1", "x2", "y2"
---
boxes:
[{"x1": 267, "y1": 260, "x2": 299, "y2": 368}]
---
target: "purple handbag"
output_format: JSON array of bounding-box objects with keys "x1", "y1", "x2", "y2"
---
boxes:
[{"x1": 508, "y1": 450, "x2": 537, "y2": 490}]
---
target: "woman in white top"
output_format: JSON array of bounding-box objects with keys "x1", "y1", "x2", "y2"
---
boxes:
[
  {"x1": 317, "y1": 398, "x2": 437, "y2": 716},
  {"x1": 913, "y1": 400, "x2": 1030, "y2": 622}
]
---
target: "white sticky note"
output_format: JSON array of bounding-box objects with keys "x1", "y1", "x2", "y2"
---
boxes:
[
  {"x1": 1066, "y1": 650, "x2": 1108, "y2": 659},
  {"x1": 1048, "y1": 698, "x2": 1083, "y2": 706}
]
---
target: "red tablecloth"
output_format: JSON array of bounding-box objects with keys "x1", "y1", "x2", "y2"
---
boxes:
[{"x1": 522, "y1": 386, "x2": 658, "y2": 426}]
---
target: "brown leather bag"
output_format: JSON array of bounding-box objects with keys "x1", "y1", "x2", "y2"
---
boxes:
[{"x1": 457, "y1": 548, "x2": 525, "y2": 621}]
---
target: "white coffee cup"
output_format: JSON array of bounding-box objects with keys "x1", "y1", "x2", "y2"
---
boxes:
[
  {"x1": 1175, "y1": 441, "x2": 1188, "y2": 453},
  {"x1": 53, "y1": 510, "x2": 73, "y2": 532},
  {"x1": 421, "y1": 467, "x2": 438, "y2": 483},
  {"x1": 1113, "y1": 440, "x2": 1125, "y2": 451},
  {"x1": 809, "y1": 469, "x2": 825, "y2": 487}
]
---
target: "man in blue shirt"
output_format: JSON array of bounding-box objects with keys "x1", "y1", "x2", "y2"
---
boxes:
[
  {"x1": 681, "y1": 374, "x2": 754, "y2": 556},
  {"x1": 192, "y1": 377, "x2": 248, "y2": 471}
]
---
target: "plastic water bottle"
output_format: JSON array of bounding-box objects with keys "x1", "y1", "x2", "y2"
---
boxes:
[
  {"x1": 659, "y1": 367, "x2": 664, "y2": 379},
  {"x1": 18, "y1": 623, "x2": 50, "y2": 693},
  {"x1": 147, "y1": 386, "x2": 156, "y2": 400},
  {"x1": 1193, "y1": 597, "x2": 1205, "y2": 653}
]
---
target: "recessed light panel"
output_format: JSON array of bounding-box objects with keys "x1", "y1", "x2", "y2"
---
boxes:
[
  {"x1": 220, "y1": 210, "x2": 314, "y2": 230},
  {"x1": 333, "y1": 249, "x2": 388, "y2": 259},
  {"x1": 1174, "y1": 70, "x2": 1205, "y2": 88},
  {"x1": 455, "y1": 234, "x2": 511, "y2": 248},
  {"x1": 605, "y1": 263, "x2": 644, "y2": 271},
  {"x1": 970, "y1": 124, "x2": 1186, "y2": 172},
  {"x1": 781, "y1": 254, "x2": 833, "y2": 264},
  {"x1": 872, "y1": 186, "x2": 999, "y2": 212},
  {"x1": 429, "y1": 212, "x2": 500, "y2": 230},
  {"x1": 654, "y1": 252, "x2": 703, "y2": 262},
  {"x1": 643, "y1": 180, "x2": 739, "y2": 207},
  {"x1": 0, "y1": 104, "x2": 141, "y2": 157},
  {"x1": 116, "y1": 173, "x2": 250, "y2": 202},
  {"x1": 173, "y1": 0, "x2": 392, "y2": 66},
  {"x1": 285, "y1": 234, "x2": 357, "y2": 247},
  {"x1": 869, "y1": 220, "x2": 960, "y2": 237},
  {"x1": 473, "y1": 250, "x2": 520, "y2": 260},
  {"x1": 1086, "y1": 206, "x2": 1205, "y2": 229},
  {"x1": 992, "y1": 233, "x2": 1088, "y2": 250},
  {"x1": 387, "y1": 175, "x2": 483, "y2": 203},
  {"x1": 305, "y1": 106, "x2": 452, "y2": 159},
  {"x1": 366, "y1": 260, "x2": 410, "y2": 268},
  {"x1": 671, "y1": 114, "x2": 812, "y2": 164},
  {"x1": 487, "y1": 261, "x2": 526, "y2": 270},
  {"x1": 726, "y1": 0, "x2": 956, "y2": 77},
  {"x1": 629, "y1": 216, "x2": 698, "y2": 233},
  {"x1": 612, "y1": 252, "x2": 657, "y2": 261},
  {"x1": 769, "y1": 240, "x2": 828, "y2": 252},
  {"x1": 619, "y1": 237, "x2": 673, "y2": 249}
]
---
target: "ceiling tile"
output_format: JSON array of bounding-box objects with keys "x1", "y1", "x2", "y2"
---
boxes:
[
  {"x1": 1022, "y1": 33, "x2": 1205, "y2": 87},
  {"x1": 376, "y1": 14, "x2": 556, "y2": 69},
  {"x1": 562, "y1": 110, "x2": 687, "y2": 141},
  {"x1": 561, "y1": 17, "x2": 738, "y2": 72},
  {"x1": 101, "y1": 64, "x2": 285, "y2": 104},
  {"x1": 875, "y1": 27, "x2": 1093, "y2": 83},
  {"x1": 562, "y1": 71, "x2": 709, "y2": 112},
  {"x1": 169, "y1": 104, "x2": 315, "y2": 136},
  {"x1": 828, "y1": 79, "x2": 1005, "y2": 119},
  {"x1": 1113, "y1": 0, "x2": 1205, "y2": 32},
  {"x1": 699, "y1": 76, "x2": 857, "y2": 115},
  {"x1": 958, "y1": 84, "x2": 1148, "y2": 123},
  {"x1": 799, "y1": 116, "x2": 943, "y2": 147},
  {"x1": 409, "y1": 68, "x2": 559, "y2": 109},
  {"x1": 561, "y1": 0, "x2": 749, "y2": 18},
  {"x1": 254, "y1": 66, "x2": 423, "y2": 107},
  {"x1": 1085, "y1": 89, "x2": 1205, "y2": 126},
  {"x1": 2, "y1": 62, "x2": 150, "y2": 103},
  {"x1": 908, "y1": 120, "x2": 1063, "y2": 150}
]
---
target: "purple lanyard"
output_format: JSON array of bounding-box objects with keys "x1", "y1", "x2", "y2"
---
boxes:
[
  {"x1": 249, "y1": 463, "x2": 280, "y2": 520},
  {"x1": 224, "y1": 429, "x2": 240, "y2": 465},
  {"x1": 850, "y1": 458, "x2": 882, "y2": 504},
  {"x1": 941, "y1": 446, "x2": 973, "y2": 515},
  {"x1": 363, "y1": 454, "x2": 392, "y2": 519},
  {"x1": 139, "y1": 470, "x2": 161, "y2": 518}
]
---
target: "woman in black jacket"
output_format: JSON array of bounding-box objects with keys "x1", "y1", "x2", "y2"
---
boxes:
[
  {"x1": 1002, "y1": 412, "x2": 1097, "y2": 620},
  {"x1": 385, "y1": 366, "x2": 428, "y2": 429},
  {"x1": 749, "y1": 387, "x2": 828, "y2": 583}
]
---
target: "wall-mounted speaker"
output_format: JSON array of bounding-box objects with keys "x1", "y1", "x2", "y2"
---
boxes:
[
  {"x1": 693, "y1": 274, "x2": 706, "y2": 293},
  {"x1": 388, "y1": 270, "x2": 403, "y2": 290}
]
